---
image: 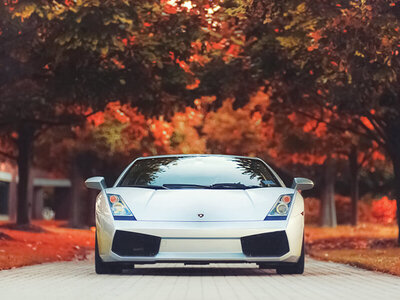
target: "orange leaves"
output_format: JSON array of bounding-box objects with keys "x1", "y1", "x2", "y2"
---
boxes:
[
  {"x1": 307, "y1": 30, "x2": 322, "y2": 52},
  {"x1": 226, "y1": 44, "x2": 241, "y2": 56},
  {"x1": 164, "y1": 5, "x2": 177, "y2": 14},
  {"x1": 360, "y1": 116, "x2": 374, "y2": 130},
  {"x1": 86, "y1": 102, "x2": 139, "y2": 127},
  {"x1": 186, "y1": 78, "x2": 200, "y2": 90},
  {"x1": 315, "y1": 122, "x2": 327, "y2": 137},
  {"x1": 287, "y1": 112, "x2": 296, "y2": 122},
  {"x1": 371, "y1": 150, "x2": 386, "y2": 161},
  {"x1": 176, "y1": 58, "x2": 193, "y2": 74},
  {"x1": 288, "y1": 153, "x2": 327, "y2": 166},
  {"x1": 87, "y1": 112, "x2": 105, "y2": 127},
  {"x1": 330, "y1": 61, "x2": 338, "y2": 67},
  {"x1": 303, "y1": 120, "x2": 316, "y2": 132},
  {"x1": 371, "y1": 196, "x2": 397, "y2": 225},
  {"x1": 162, "y1": 0, "x2": 177, "y2": 15},
  {"x1": 302, "y1": 120, "x2": 327, "y2": 137},
  {"x1": 64, "y1": 0, "x2": 74, "y2": 7},
  {"x1": 189, "y1": 54, "x2": 209, "y2": 66},
  {"x1": 0, "y1": 221, "x2": 94, "y2": 270},
  {"x1": 106, "y1": 102, "x2": 130, "y2": 123},
  {"x1": 110, "y1": 58, "x2": 125, "y2": 69},
  {"x1": 150, "y1": 118, "x2": 173, "y2": 148},
  {"x1": 202, "y1": 97, "x2": 272, "y2": 156},
  {"x1": 307, "y1": 45, "x2": 317, "y2": 52},
  {"x1": 223, "y1": 44, "x2": 241, "y2": 62}
]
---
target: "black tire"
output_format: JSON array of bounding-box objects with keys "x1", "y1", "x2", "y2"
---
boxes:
[
  {"x1": 276, "y1": 238, "x2": 305, "y2": 275},
  {"x1": 95, "y1": 234, "x2": 123, "y2": 274}
]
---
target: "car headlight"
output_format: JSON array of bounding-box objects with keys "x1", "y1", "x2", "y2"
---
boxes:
[
  {"x1": 265, "y1": 194, "x2": 294, "y2": 220},
  {"x1": 107, "y1": 194, "x2": 136, "y2": 220}
]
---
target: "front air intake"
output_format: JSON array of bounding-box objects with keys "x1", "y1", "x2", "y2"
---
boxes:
[
  {"x1": 241, "y1": 231, "x2": 289, "y2": 257},
  {"x1": 111, "y1": 230, "x2": 161, "y2": 257}
]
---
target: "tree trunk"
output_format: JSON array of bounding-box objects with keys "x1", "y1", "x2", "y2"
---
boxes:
[
  {"x1": 392, "y1": 154, "x2": 400, "y2": 245},
  {"x1": 320, "y1": 157, "x2": 337, "y2": 227},
  {"x1": 68, "y1": 156, "x2": 85, "y2": 228},
  {"x1": 68, "y1": 150, "x2": 97, "y2": 228},
  {"x1": 349, "y1": 146, "x2": 360, "y2": 226},
  {"x1": 16, "y1": 123, "x2": 35, "y2": 225},
  {"x1": 384, "y1": 121, "x2": 400, "y2": 246}
]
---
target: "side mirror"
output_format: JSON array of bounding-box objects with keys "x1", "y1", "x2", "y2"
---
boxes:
[
  {"x1": 291, "y1": 177, "x2": 314, "y2": 191},
  {"x1": 85, "y1": 176, "x2": 106, "y2": 190}
]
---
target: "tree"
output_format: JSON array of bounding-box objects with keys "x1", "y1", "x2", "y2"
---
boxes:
[
  {"x1": 0, "y1": 0, "x2": 208, "y2": 226},
  {"x1": 35, "y1": 101, "x2": 159, "y2": 227},
  {"x1": 211, "y1": 0, "x2": 400, "y2": 239}
]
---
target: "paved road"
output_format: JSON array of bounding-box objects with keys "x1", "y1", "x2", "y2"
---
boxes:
[{"x1": 0, "y1": 257, "x2": 399, "y2": 300}]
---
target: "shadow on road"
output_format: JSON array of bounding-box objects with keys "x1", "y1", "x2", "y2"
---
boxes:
[{"x1": 119, "y1": 267, "x2": 277, "y2": 276}]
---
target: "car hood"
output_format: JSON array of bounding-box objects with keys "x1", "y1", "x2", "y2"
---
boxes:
[{"x1": 105, "y1": 187, "x2": 295, "y2": 221}]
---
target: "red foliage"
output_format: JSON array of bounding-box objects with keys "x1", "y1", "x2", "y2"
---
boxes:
[
  {"x1": 304, "y1": 195, "x2": 397, "y2": 225},
  {"x1": 371, "y1": 196, "x2": 397, "y2": 225},
  {"x1": 360, "y1": 116, "x2": 374, "y2": 130}
]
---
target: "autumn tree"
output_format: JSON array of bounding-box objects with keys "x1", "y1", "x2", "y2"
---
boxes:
[
  {"x1": 0, "y1": 0, "x2": 207, "y2": 226},
  {"x1": 209, "y1": 0, "x2": 400, "y2": 238},
  {"x1": 35, "y1": 102, "x2": 161, "y2": 227}
]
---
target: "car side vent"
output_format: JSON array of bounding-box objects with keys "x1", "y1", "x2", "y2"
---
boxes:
[
  {"x1": 112, "y1": 231, "x2": 161, "y2": 257},
  {"x1": 241, "y1": 231, "x2": 290, "y2": 257}
]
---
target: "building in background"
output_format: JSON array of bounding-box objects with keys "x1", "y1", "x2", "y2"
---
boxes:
[{"x1": 0, "y1": 161, "x2": 71, "y2": 221}]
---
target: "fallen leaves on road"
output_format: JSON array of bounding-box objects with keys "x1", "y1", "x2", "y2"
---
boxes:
[{"x1": 0, "y1": 220, "x2": 94, "y2": 270}]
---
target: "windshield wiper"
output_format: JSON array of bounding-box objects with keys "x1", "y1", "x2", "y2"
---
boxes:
[
  {"x1": 208, "y1": 183, "x2": 262, "y2": 189},
  {"x1": 125, "y1": 185, "x2": 168, "y2": 189},
  {"x1": 158, "y1": 183, "x2": 264, "y2": 190},
  {"x1": 162, "y1": 184, "x2": 209, "y2": 189}
]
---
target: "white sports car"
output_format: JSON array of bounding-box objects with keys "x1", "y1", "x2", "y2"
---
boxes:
[{"x1": 86, "y1": 154, "x2": 313, "y2": 274}]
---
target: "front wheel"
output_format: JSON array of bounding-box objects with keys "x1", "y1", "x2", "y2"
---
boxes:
[
  {"x1": 276, "y1": 238, "x2": 305, "y2": 275},
  {"x1": 95, "y1": 234, "x2": 123, "y2": 274}
]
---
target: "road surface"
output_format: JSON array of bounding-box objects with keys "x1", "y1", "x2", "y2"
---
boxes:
[{"x1": 0, "y1": 257, "x2": 399, "y2": 300}]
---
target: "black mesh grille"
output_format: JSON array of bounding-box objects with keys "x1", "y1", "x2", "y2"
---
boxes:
[
  {"x1": 112, "y1": 231, "x2": 161, "y2": 257},
  {"x1": 241, "y1": 231, "x2": 289, "y2": 257}
]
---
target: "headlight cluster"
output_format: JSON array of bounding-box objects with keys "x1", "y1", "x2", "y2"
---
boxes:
[
  {"x1": 107, "y1": 194, "x2": 136, "y2": 220},
  {"x1": 265, "y1": 194, "x2": 294, "y2": 220}
]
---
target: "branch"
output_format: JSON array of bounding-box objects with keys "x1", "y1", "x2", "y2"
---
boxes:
[
  {"x1": 354, "y1": 118, "x2": 386, "y2": 148},
  {"x1": 0, "y1": 150, "x2": 16, "y2": 161},
  {"x1": 293, "y1": 108, "x2": 386, "y2": 148}
]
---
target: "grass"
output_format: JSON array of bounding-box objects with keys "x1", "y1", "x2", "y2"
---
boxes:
[
  {"x1": 0, "y1": 220, "x2": 94, "y2": 270},
  {"x1": 305, "y1": 223, "x2": 400, "y2": 276}
]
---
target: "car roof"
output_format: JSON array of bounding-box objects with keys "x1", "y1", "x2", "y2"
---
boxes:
[{"x1": 135, "y1": 154, "x2": 262, "y2": 161}]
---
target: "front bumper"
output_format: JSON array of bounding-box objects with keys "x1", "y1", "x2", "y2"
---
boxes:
[{"x1": 97, "y1": 214, "x2": 304, "y2": 264}]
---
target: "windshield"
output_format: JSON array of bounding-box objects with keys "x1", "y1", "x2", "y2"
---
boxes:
[{"x1": 118, "y1": 156, "x2": 281, "y2": 189}]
